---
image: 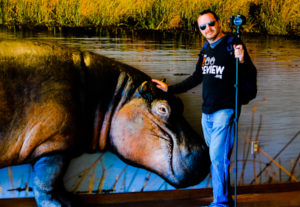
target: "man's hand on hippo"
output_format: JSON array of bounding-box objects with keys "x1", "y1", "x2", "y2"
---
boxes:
[{"x1": 152, "y1": 79, "x2": 168, "y2": 92}]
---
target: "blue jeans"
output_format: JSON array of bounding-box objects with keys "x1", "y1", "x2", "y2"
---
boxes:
[{"x1": 201, "y1": 109, "x2": 235, "y2": 207}]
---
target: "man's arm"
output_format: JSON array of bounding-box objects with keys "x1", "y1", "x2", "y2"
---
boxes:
[
  {"x1": 235, "y1": 43, "x2": 257, "y2": 104},
  {"x1": 153, "y1": 55, "x2": 203, "y2": 94},
  {"x1": 235, "y1": 43, "x2": 257, "y2": 79}
]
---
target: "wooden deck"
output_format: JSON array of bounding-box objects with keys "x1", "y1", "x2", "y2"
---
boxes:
[
  {"x1": 0, "y1": 183, "x2": 299, "y2": 207},
  {"x1": 96, "y1": 191, "x2": 300, "y2": 207}
]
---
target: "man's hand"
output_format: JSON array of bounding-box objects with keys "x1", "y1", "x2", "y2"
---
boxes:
[
  {"x1": 234, "y1": 44, "x2": 245, "y2": 63},
  {"x1": 152, "y1": 79, "x2": 168, "y2": 92}
]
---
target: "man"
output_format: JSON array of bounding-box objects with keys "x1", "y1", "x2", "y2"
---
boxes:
[{"x1": 152, "y1": 9, "x2": 257, "y2": 207}]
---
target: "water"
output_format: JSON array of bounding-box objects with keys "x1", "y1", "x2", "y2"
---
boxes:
[{"x1": 0, "y1": 27, "x2": 299, "y2": 197}]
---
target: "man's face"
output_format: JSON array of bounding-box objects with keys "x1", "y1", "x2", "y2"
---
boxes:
[{"x1": 197, "y1": 13, "x2": 221, "y2": 42}]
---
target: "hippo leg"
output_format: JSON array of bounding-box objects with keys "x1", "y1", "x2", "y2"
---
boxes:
[{"x1": 32, "y1": 153, "x2": 74, "y2": 207}]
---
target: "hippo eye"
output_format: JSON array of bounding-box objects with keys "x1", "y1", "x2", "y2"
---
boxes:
[{"x1": 151, "y1": 100, "x2": 170, "y2": 118}]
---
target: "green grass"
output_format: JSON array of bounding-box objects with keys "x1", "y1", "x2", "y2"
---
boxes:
[{"x1": 0, "y1": 0, "x2": 299, "y2": 35}]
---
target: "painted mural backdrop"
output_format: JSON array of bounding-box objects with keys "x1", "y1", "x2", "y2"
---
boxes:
[{"x1": 0, "y1": 28, "x2": 299, "y2": 198}]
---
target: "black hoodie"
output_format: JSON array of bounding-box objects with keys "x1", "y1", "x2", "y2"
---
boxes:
[{"x1": 169, "y1": 35, "x2": 257, "y2": 114}]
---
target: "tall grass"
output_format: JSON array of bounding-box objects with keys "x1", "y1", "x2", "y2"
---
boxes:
[{"x1": 0, "y1": 0, "x2": 299, "y2": 35}]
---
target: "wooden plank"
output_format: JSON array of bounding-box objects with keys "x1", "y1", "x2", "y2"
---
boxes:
[
  {"x1": 80, "y1": 188, "x2": 212, "y2": 205},
  {"x1": 0, "y1": 182, "x2": 299, "y2": 206},
  {"x1": 235, "y1": 182, "x2": 300, "y2": 194},
  {"x1": 81, "y1": 182, "x2": 300, "y2": 204},
  {"x1": 0, "y1": 198, "x2": 37, "y2": 207}
]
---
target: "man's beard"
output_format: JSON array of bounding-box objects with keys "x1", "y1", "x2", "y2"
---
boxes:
[{"x1": 206, "y1": 29, "x2": 220, "y2": 42}]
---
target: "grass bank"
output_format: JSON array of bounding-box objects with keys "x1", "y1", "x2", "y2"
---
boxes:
[{"x1": 0, "y1": 0, "x2": 299, "y2": 36}]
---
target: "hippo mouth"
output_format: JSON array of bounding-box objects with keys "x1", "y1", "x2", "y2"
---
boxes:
[
  {"x1": 144, "y1": 112, "x2": 207, "y2": 188},
  {"x1": 144, "y1": 112, "x2": 180, "y2": 184}
]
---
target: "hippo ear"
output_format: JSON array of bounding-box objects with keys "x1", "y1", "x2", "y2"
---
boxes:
[
  {"x1": 138, "y1": 81, "x2": 154, "y2": 102},
  {"x1": 138, "y1": 81, "x2": 149, "y2": 95}
]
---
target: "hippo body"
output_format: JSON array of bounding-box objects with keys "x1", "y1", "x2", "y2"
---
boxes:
[{"x1": 0, "y1": 40, "x2": 210, "y2": 206}]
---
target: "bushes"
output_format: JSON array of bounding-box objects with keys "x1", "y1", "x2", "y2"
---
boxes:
[{"x1": 0, "y1": 0, "x2": 299, "y2": 35}]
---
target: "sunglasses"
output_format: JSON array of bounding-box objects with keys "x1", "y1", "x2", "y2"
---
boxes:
[{"x1": 199, "y1": 21, "x2": 216, "y2": 31}]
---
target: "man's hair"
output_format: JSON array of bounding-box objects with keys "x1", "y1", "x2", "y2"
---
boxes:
[{"x1": 199, "y1": 9, "x2": 219, "y2": 21}]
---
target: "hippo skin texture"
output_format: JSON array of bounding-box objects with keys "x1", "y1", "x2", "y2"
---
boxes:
[{"x1": 0, "y1": 40, "x2": 210, "y2": 207}]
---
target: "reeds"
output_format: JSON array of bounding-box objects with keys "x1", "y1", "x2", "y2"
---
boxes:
[{"x1": 0, "y1": 0, "x2": 299, "y2": 35}]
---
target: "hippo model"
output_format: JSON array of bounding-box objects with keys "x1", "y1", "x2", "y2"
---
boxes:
[{"x1": 0, "y1": 40, "x2": 210, "y2": 207}]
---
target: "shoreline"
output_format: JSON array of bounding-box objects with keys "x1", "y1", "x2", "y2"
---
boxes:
[{"x1": 1, "y1": 24, "x2": 299, "y2": 39}]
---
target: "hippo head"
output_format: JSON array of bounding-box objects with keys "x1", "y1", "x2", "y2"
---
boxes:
[{"x1": 104, "y1": 75, "x2": 210, "y2": 188}]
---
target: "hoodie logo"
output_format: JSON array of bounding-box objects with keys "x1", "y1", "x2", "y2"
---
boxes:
[{"x1": 202, "y1": 55, "x2": 225, "y2": 79}]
